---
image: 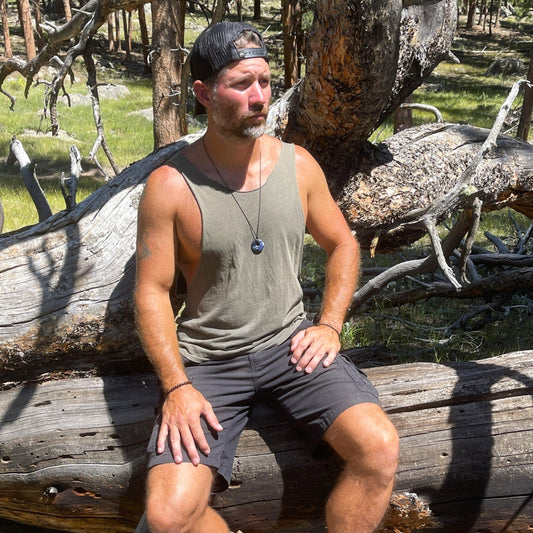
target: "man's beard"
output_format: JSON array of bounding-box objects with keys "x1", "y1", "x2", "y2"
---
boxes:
[
  {"x1": 241, "y1": 122, "x2": 266, "y2": 139},
  {"x1": 211, "y1": 97, "x2": 268, "y2": 140}
]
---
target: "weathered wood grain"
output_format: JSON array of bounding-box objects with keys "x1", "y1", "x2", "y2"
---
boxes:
[{"x1": 1, "y1": 352, "x2": 531, "y2": 532}]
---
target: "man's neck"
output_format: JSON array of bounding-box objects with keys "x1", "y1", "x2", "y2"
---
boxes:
[{"x1": 202, "y1": 130, "x2": 263, "y2": 190}]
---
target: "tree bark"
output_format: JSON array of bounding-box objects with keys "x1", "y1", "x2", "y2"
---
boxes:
[
  {"x1": 282, "y1": 0, "x2": 302, "y2": 89},
  {"x1": 137, "y1": 6, "x2": 150, "y2": 73},
  {"x1": 517, "y1": 43, "x2": 533, "y2": 141},
  {"x1": 17, "y1": 0, "x2": 36, "y2": 60},
  {"x1": 63, "y1": 0, "x2": 72, "y2": 22},
  {"x1": 0, "y1": 0, "x2": 12, "y2": 58},
  {"x1": 151, "y1": 0, "x2": 186, "y2": 149},
  {"x1": 280, "y1": 0, "x2": 457, "y2": 192},
  {"x1": 0, "y1": 352, "x2": 531, "y2": 533}
]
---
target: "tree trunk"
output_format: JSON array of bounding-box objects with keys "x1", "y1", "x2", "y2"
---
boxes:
[
  {"x1": 107, "y1": 13, "x2": 115, "y2": 51},
  {"x1": 282, "y1": 0, "x2": 302, "y2": 90},
  {"x1": 0, "y1": 352, "x2": 531, "y2": 533},
  {"x1": 114, "y1": 11, "x2": 122, "y2": 51},
  {"x1": 137, "y1": 6, "x2": 150, "y2": 73},
  {"x1": 33, "y1": 0, "x2": 44, "y2": 50},
  {"x1": 17, "y1": 0, "x2": 36, "y2": 60},
  {"x1": 517, "y1": 44, "x2": 533, "y2": 141},
  {"x1": 0, "y1": 0, "x2": 12, "y2": 58},
  {"x1": 63, "y1": 0, "x2": 72, "y2": 22},
  {"x1": 122, "y1": 9, "x2": 132, "y2": 61},
  {"x1": 281, "y1": 0, "x2": 457, "y2": 188},
  {"x1": 466, "y1": 0, "x2": 476, "y2": 28},
  {"x1": 151, "y1": 0, "x2": 186, "y2": 149},
  {"x1": 253, "y1": 0, "x2": 260, "y2": 20}
]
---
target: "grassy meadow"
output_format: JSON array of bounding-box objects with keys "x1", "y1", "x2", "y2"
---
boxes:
[{"x1": 0, "y1": 11, "x2": 532, "y2": 363}]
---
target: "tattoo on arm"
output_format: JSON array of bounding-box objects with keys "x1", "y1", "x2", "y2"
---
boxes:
[{"x1": 138, "y1": 230, "x2": 152, "y2": 260}]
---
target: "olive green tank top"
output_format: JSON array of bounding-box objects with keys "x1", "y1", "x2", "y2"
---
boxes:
[{"x1": 167, "y1": 142, "x2": 306, "y2": 363}]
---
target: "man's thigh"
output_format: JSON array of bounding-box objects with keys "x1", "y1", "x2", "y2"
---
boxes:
[
  {"x1": 260, "y1": 345, "x2": 381, "y2": 447},
  {"x1": 147, "y1": 355, "x2": 256, "y2": 488}
]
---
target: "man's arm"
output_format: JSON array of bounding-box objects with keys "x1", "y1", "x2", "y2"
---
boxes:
[
  {"x1": 134, "y1": 166, "x2": 222, "y2": 466},
  {"x1": 290, "y1": 146, "x2": 360, "y2": 373}
]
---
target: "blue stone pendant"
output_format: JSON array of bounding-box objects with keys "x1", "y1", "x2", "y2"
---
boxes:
[{"x1": 251, "y1": 239, "x2": 265, "y2": 255}]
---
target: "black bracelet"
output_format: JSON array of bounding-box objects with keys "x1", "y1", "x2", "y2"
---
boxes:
[
  {"x1": 164, "y1": 380, "x2": 192, "y2": 397},
  {"x1": 318, "y1": 322, "x2": 341, "y2": 337}
]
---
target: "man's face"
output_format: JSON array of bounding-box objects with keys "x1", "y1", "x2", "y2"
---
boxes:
[{"x1": 209, "y1": 58, "x2": 271, "y2": 140}]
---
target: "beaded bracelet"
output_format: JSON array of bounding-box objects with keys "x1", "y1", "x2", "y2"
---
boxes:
[
  {"x1": 164, "y1": 380, "x2": 192, "y2": 398},
  {"x1": 318, "y1": 322, "x2": 341, "y2": 337}
]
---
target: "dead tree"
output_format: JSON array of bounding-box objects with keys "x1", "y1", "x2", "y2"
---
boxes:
[{"x1": 0, "y1": 352, "x2": 531, "y2": 532}]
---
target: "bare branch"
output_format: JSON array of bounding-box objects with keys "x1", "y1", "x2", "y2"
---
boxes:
[
  {"x1": 8, "y1": 137, "x2": 53, "y2": 222},
  {"x1": 458, "y1": 197, "x2": 482, "y2": 282},
  {"x1": 61, "y1": 145, "x2": 82, "y2": 210}
]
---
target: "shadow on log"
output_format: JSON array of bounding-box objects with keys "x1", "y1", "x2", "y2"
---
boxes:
[{"x1": 0, "y1": 352, "x2": 531, "y2": 532}]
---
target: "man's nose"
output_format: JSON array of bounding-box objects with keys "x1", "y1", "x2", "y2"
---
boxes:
[{"x1": 249, "y1": 81, "x2": 268, "y2": 104}]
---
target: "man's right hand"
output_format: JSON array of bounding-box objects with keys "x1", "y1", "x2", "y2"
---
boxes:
[{"x1": 157, "y1": 384, "x2": 223, "y2": 466}]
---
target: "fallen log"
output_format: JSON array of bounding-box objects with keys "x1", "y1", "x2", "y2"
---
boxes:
[{"x1": 0, "y1": 351, "x2": 531, "y2": 533}]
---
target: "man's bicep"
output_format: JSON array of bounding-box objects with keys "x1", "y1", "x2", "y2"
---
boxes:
[{"x1": 136, "y1": 173, "x2": 179, "y2": 293}]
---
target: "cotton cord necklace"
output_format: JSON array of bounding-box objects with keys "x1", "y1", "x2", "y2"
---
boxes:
[{"x1": 202, "y1": 137, "x2": 265, "y2": 255}]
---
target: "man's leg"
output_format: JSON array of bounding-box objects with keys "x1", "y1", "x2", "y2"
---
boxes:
[
  {"x1": 145, "y1": 462, "x2": 229, "y2": 533},
  {"x1": 323, "y1": 403, "x2": 399, "y2": 533}
]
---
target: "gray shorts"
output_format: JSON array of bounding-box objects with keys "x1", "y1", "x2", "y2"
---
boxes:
[{"x1": 147, "y1": 320, "x2": 380, "y2": 489}]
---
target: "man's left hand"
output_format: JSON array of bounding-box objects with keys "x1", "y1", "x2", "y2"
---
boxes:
[{"x1": 290, "y1": 324, "x2": 341, "y2": 373}]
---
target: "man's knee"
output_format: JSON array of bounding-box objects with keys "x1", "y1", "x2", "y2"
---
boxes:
[
  {"x1": 326, "y1": 403, "x2": 399, "y2": 484},
  {"x1": 145, "y1": 464, "x2": 213, "y2": 533}
]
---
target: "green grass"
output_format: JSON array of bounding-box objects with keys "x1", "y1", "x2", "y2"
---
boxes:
[
  {"x1": 0, "y1": 70, "x2": 154, "y2": 170},
  {"x1": 0, "y1": 174, "x2": 103, "y2": 231}
]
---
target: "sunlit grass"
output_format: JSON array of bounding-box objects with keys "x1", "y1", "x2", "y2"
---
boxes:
[
  {"x1": 0, "y1": 72, "x2": 154, "y2": 172},
  {"x1": 0, "y1": 174, "x2": 103, "y2": 232}
]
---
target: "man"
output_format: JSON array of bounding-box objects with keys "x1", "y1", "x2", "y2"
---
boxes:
[{"x1": 134, "y1": 21, "x2": 398, "y2": 533}]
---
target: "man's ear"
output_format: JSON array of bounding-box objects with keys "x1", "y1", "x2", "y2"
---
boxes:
[{"x1": 193, "y1": 80, "x2": 212, "y2": 108}]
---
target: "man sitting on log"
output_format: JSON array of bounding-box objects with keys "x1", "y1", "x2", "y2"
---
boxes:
[{"x1": 134, "y1": 21, "x2": 399, "y2": 533}]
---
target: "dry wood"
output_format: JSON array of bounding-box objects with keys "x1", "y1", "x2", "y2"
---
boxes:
[
  {"x1": 0, "y1": 352, "x2": 531, "y2": 532},
  {"x1": 7, "y1": 137, "x2": 53, "y2": 222}
]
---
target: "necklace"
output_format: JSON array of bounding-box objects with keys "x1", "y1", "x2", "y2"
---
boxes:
[{"x1": 202, "y1": 137, "x2": 265, "y2": 255}]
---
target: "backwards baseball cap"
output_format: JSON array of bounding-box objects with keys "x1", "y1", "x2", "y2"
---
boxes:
[{"x1": 190, "y1": 21, "x2": 269, "y2": 82}]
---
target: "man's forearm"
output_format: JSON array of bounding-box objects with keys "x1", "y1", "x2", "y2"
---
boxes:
[
  {"x1": 319, "y1": 237, "x2": 360, "y2": 332},
  {"x1": 134, "y1": 289, "x2": 188, "y2": 391}
]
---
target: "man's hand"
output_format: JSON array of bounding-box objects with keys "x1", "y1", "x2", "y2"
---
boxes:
[
  {"x1": 290, "y1": 324, "x2": 341, "y2": 373},
  {"x1": 157, "y1": 384, "x2": 223, "y2": 466}
]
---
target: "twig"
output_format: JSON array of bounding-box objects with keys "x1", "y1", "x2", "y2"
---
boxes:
[
  {"x1": 83, "y1": 46, "x2": 119, "y2": 179},
  {"x1": 399, "y1": 102, "x2": 443, "y2": 123},
  {"x1": 423, "y1": 216, "x2": 462, "y2": 289}
]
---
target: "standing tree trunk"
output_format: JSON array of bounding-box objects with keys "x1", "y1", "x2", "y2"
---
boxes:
[
  {"x1": 138, "y1": 5, "x2": 150, "y2": 73},
  {"x1": 63, "y1": 0, "x2": 72, "y2": 21},
  {"x1": 517, "y1": 44, "x2": 533, "y2": 141},
  {"x1": 151, "y1": 0, "x2": 186, "y2": 149},
  {"x1": 282, "y1": 0, "x2": 302, "y2": 90},
  {"x1": 114, "y1": 11, "x2": 122, "y2": 51},
  {"x1": 17, "y1": 0, "x2": 36, "y2": 60},
  {"x1": 107, "y1": 13, "x2": 116, "y2": 51},
  {"x1": 466, "y1": 0, "x2": 476, "y2": 28},
  {"x1": 253, "y1": 0, "x2": 260, "y2": 20},
  {"x1": 33, "y1": 0, "x2": 44, "y2": 50},
  {"x1": 0, "y1": 0, "x2": 12, "y2": 58},
  {"x1": 122, "y1": 9, "x2": 132, "y2": 61}
]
